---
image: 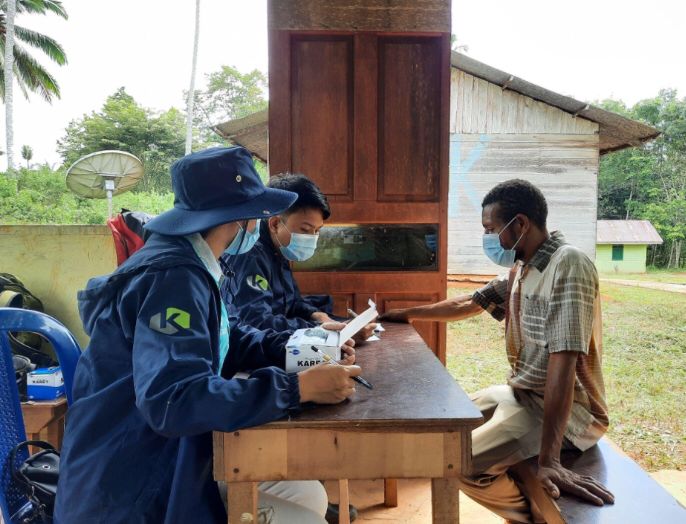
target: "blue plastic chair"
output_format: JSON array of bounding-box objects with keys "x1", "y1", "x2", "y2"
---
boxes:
[{"x1": 0, "y1": 308, "x2": 82, "y2": 523}]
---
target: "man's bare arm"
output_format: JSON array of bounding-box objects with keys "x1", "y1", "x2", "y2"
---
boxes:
[
  {"x1": 537, "y1": 352, "x2": 614, "y2": 505},
  {"x1": 379, "y1": 293, "x2": 483, "y2": 323},
  {"x1": 539, "y1": 352, "x2": 578, "y2": 466}
]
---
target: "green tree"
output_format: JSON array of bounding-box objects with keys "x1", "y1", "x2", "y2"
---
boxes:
[
  {"x1": 20, "y1": 143, "x2": 31, "y2": 166},
  {"x1": 57, "y1": 88, "x2": 186, "y2": 193},
  {"x1": 597, "y1": 90, "x2": 686, "y2": 268},
  {"x1": 191, "y1": 65, "x2": 267, "y2": 142},
  {"x1": 0, "y1": 0, "x2": 68, "y2": 102}
]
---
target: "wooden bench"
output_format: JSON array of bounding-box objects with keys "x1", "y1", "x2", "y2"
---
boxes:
[{"x1": 512, "y1": 438, "x2": 686, "y2": 523}]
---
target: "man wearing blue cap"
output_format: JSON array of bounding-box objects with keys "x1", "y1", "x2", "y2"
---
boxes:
[{"x1": 55, "y1": 147, "x2": 362, "y2": 524}]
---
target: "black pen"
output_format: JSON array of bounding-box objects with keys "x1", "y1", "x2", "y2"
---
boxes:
[{"x1": 310, "y1": 346, "x2": 374, "y2": 390}]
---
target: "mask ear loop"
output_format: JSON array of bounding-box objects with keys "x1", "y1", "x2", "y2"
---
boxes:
[
  {"x1": 274, "y1": 217, "x2": 290, "y2": 250},
  {"x1": 227, "y1": 219, "x2": 249, "y2": 256},
  {"x1": 497, "y1": 216, "x2": 517, "y2": 239},
  {"x1": 223, "y1": 220, "x2": 249, "y2": 302},
  {"x1": 498, "y1": 215, "x2": 526, "y2": 250},
  {"x1": 510, "y1": 217, "x2": 526, "y2": 252}
]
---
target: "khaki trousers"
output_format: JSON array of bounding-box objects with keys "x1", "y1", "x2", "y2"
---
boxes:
[{"x1": 459, "y1": 385, "x2": 576, "y2": 524}]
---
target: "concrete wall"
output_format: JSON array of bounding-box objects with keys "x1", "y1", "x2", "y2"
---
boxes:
[
  {"x1": 0, "y1": 225, "x2": 117, "y2": 347},
  {"x1": 595, "y1": 243, "x2": 648, "y2": 273}
]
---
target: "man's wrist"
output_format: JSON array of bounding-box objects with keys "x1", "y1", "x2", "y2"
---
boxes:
[
  {"x1": 538, "y1": 452, "x2": 561, "y2": 468},
  {"x1": 400, "y1": 307, "x2": 416, "y2": 320}
]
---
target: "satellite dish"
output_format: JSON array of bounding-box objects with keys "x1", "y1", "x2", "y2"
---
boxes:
[{"x1": 66, "y1": 150, "x2": 144, "y2": 218}]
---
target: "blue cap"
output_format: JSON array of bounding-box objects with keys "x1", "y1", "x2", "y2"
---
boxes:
[{"x1": 145, "y1": 147, "x2": 297, "y2": 236}]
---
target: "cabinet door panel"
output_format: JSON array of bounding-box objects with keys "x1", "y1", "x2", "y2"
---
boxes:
[
  {"x1": 378, "y1": 37, "x2": 442, "y2": 202},
  {"x1": 291, "y1": 36, "x2": 354, "y2": 200}
]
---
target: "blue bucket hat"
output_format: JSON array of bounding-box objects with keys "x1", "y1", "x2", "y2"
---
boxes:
[{"x1": 145, "y1": 146, "x2": 297, "y2": 236}]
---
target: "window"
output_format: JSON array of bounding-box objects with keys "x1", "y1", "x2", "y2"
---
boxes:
[
  {"x1": 293, "y1": 224, "x2": 438, "y2": 272},
  {"x1": 612, "y1": 245, "x2": 624, "y2": 261}
]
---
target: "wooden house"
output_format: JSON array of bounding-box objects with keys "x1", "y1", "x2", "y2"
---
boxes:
[{"x1": 216, "y1": 53, "x2": 658, "y2": 279}]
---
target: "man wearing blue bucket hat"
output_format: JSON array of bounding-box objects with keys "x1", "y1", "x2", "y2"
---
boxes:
[{"x1": 55, "y1": 147, "x2": 361, "y2": 524}]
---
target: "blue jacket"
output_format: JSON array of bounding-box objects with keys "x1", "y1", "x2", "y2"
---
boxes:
[
  {"x1": 54, "y1": 233, "x2": 300, "y2": 524},
  {"x1": 221, "y1": 224, "x2": 332, "y2": 333}
]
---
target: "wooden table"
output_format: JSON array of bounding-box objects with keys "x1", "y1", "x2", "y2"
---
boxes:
[
  {"x1": 214, "y1": 324, "x2": 483, "y2": 523},
  {"x1": 20, "y1": 397, "x2": 67, "y2": 449}
]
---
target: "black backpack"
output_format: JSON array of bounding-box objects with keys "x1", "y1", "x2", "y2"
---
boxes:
[{"x1": 0, "y1": 273, "x2": 57, "y2": 369}]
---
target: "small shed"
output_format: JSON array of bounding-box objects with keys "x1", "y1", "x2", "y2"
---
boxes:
[
  {"x1": 215, "y1": 52, "x2": 659, "y2": 276},
  {"x1": 596, "y1": 220, "x2": 663, "y2": 273}
]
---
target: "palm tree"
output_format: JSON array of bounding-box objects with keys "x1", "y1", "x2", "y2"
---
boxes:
[
  {"x1": 185, "y1": 0, "x2": 200, "y2": 155},
  {"x1": 3, "y1": 0, "x2": 16, "y2": 170},
  {"x1": 20, "y1": 143, "x2": 31, "y2": 167},
  {"x1": 2, "y1": 0, "x2": 66, "y2": 171},
  {"x1": 0, "y1": 0, "x2": 68, "y2": 102}
]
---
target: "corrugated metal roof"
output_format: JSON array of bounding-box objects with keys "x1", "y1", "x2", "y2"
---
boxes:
[
  {"x1": 450, "y1": 52, "x2": 660, "y2": 154},
  {"x1": 214, "y1": 53, "x2": 660, "y2": 160},
  {"x1": 213, "y1": 110, "x2": 269, "y2": 162},
  {"x1": 597, "y1": 220, "x2": 663, "y2": 245}
]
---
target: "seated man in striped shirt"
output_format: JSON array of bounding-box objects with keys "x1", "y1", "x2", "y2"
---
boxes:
[{"x1": 381, "y1": 179, "x2": 614, "y2": 523}]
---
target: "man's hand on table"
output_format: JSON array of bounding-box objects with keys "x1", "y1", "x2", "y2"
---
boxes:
[
  {"x1": 353, "y1": 322, "x2": 378, "y2": 344},
  {"x1": 378, "y1": 308, "x2": 410, "y2": 323},
  {"x1": 298, "y1": 363, "x2": 362, "y2": 404},
  {"x1": 537, "y1": 460, "x2": 615, "y2": 506}
]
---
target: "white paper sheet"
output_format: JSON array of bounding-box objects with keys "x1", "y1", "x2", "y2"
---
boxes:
[{"x1": 337, "y1": 299, "x2": 378, "y2": 347}]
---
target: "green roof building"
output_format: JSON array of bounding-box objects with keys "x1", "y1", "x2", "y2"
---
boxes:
[{"x1": 596, "y1": 220, "x2": 663, "y2": 274}]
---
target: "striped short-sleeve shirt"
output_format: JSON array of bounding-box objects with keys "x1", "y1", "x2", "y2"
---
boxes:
[{"x1": 472, "y1": 231, "x2": 609, "y2": 450}]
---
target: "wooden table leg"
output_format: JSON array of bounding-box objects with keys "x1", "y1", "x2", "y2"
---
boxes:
[
  {"x1": 227, "y1": 481, "x2": 257, "y2": 523},
  {"x1": 431, "y1": 478, "x2": 459, "y2": 523},
  {"x1": 46, "y1": 417, "x2": 64, "y2": 449},
  {"x1": 338, "y1": 479, "x2": 350, "y2": 524},
  {"x1": 384, "y1": 478, "x2": 398, "y2": 507}
]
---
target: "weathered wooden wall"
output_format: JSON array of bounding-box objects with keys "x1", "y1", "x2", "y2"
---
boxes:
[{"x1": 448, "y1": 69, "x2": 600, "y2": 275}]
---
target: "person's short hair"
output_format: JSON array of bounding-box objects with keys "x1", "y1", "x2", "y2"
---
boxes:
[
  {"x1": 481, "y1": 179, "x2": 548, "y2": 228},
  {"x1": 267, "y1": 173, "x2": 331, "y2": 220}
]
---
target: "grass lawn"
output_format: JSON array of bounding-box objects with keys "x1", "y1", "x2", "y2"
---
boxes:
[
  {"x1": 445, "y1": 282, "x2": 686, "y2": 472},
  {"x1": 600, "y1": 268, "x2": 686, "y2": 285}
]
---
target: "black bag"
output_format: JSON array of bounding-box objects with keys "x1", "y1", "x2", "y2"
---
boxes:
[
  {"x1": 13, "y1": 354, "x2": 36, "y2": 401},
  {"x1": 0, "y1": 273, "x2": 57, "y2": 368},
  {"x1": 10, "y1": 441, "x2": 60, "y2": 523}
]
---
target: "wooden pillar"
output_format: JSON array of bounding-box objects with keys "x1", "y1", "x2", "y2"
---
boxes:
[{"x1": 268, "y1": 0, "x2": 451, "y2": 361}]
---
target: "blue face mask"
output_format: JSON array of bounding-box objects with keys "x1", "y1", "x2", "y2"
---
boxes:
[
  {"x1": 482, "y1": 217, "x2": 524, "y2": 267},
  {"x1": 277, "y1": 221, "x2": 319, "y2": 261},
  {"x1": 224, "y1": 219, "x2": 261, "y2": 256}
]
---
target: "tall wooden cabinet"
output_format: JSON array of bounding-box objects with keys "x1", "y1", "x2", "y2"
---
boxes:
[{"x1": 268, "y1": 0, "x2": 451, "y2": 362}]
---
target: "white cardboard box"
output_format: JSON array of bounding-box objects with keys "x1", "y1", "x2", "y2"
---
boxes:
[{"x1": 285, "y1": 299, "x2": 378, "y2": 372}]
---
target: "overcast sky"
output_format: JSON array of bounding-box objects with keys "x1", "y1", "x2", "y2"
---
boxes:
[{"x1": 2, "y1": 0, "x2": 685, "y2": 169}]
